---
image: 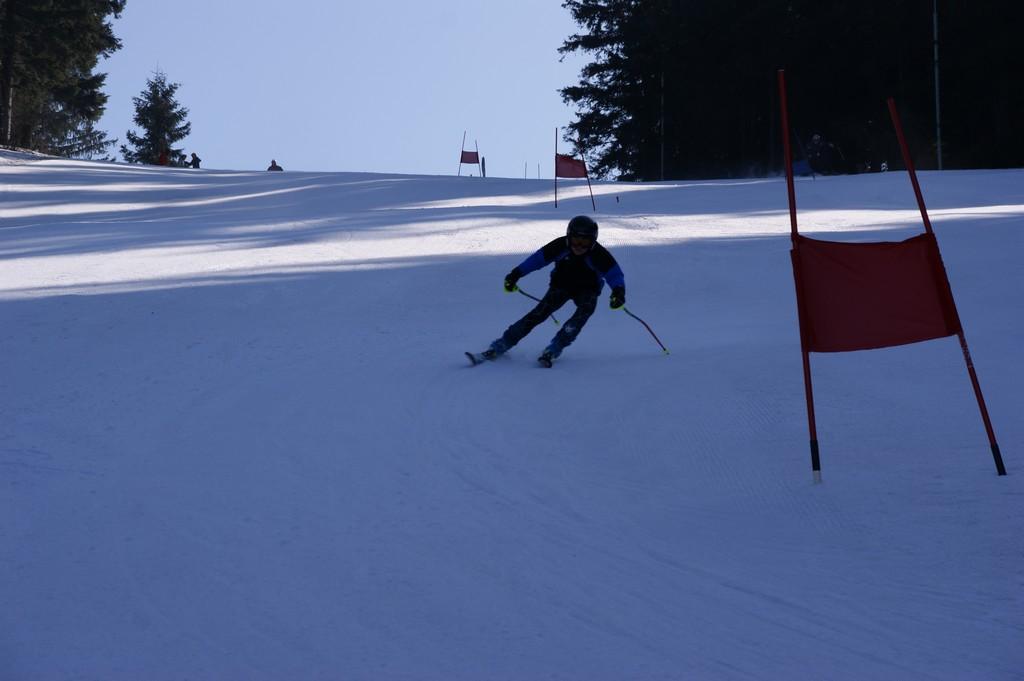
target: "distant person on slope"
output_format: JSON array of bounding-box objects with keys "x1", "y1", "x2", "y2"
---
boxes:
[
  {"x1": 189, "y1": 153, "x2": 201, "y2": 169},
  {"x1": 468, "y1": 215, "x2": 625, "y2": 368},
  {"x1": 267, "y1": 159, "x2": 283, "y2": 171}
]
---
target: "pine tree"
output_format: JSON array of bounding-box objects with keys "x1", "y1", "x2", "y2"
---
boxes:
[
  {"x1": 559, "y1": 0, "x2": 697, "y2": 180},
  {"x1": 0, "y1": 0, "x2": 124, "y2": 155},
  {"x1": 558, "y1": 0, "x2": 642, "y2": 180},
  {"x1": 120, "y1": 71, "x2": 191, "y2": 166},
  {"x1": 560, "y1": 0, "x2": 1024, "y2": 178}
]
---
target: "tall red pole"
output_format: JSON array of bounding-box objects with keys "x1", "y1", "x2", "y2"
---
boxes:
[
  {"x1": 779, "y1": 75, "x2": 799, "y2": 241},
  {"x1": 554, "y1": 127, "x2": 558, "y2": 207},
  {"x1": 888, "y1": 98, "x2": 1006, "y2": 475},
  {"x1": 778, "y1": 70, "x2": 822, "y2": 483}
]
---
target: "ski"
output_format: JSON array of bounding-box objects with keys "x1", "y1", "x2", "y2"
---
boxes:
[
  {"x1": 466, "y1": 351, "x2": 496, "y2": 366},
  {"x1": 466, "y1": 351, "x2": 554, "y2": 367}
]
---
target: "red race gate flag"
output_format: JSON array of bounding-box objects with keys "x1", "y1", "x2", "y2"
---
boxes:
[
  {"x1": 554, "y1": 128, "x2": 596, "y2": 210},
  {"x1": 555, "y1": 153, "x2": 588, "y2": 178},
  {"x1": 792, "y1": 233, "x2": 960, "y2": 352},
  {"x1": 457, "y1": 131, "x2": 481, "y2": 177},
  {"x1": 778, "y1": 69, "x2": 1006, "y2": 480}
]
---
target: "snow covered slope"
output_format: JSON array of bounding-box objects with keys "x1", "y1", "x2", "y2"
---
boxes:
[{"x1": 2, "y1": 154, "x2": 1021, "y2": 680}]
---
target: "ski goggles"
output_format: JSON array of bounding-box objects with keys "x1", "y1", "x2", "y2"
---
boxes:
[{"x1": 569, "y1": 235, "x2": 594, "y2": 248}]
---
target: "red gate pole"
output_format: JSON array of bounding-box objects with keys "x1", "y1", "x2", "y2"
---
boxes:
[
  {"x1": 778, "y1": 70, "x2": 822, "y2": 482},
  {"x1": 554, "y1": 127, "x2": 558, "y2": 208},
  {"x1": 888, "y1": 98, "x2": 1006, "y2": 475}
]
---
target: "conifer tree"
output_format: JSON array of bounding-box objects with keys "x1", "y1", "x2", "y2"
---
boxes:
[
  {"x1": 558, "y1": 0, "x2": 642, "y2": 180},
  {"x1": 120, "y1": 71, "x2": 191, "y2": 165},
  {"x1": 560, "y1": 0, "x2": 1024, "y2": 179},
  {"x1": 0, "y1": 0, "x2": 124, "y2": 155}
]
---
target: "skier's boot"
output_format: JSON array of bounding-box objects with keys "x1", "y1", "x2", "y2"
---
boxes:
[
  {"x1": 466, "y1": 348, "x2": 500, "y2": 366},
  {"x1": 537, "y1": 351, "x2": 554, "y2": 368}
]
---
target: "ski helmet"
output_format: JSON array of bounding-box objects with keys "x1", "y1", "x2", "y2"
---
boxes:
[{"x1": 566, "y1": 215, "x2": 598, "y2": 241}]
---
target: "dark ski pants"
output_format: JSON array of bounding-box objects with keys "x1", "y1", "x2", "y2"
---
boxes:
[{"x1": 491, "y1": 287, "x2": 598, "y2": 358}]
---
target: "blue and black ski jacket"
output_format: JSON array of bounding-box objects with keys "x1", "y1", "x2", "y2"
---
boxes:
[{"x1": 512, "y1": 237, "x2": 625, "y2": 295}]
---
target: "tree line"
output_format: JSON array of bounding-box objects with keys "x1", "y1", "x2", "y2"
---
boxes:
[
  {"x1": 560, "y1": 0, "x2": 1024, "y2": 180},
  {"x1": 0, "y1": 0, "x2": 189, "y2": 164},
  {"x1": 4, "y1": 2, "x2": 1020, "y2": 177}
]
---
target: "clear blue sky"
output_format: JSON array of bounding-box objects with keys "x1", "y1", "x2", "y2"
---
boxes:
[{"x1": 95, "y1": 1, "x2": 588, "y2": 177}]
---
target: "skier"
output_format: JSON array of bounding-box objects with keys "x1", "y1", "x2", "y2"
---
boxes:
[
  {"x1": 807, "y1": 133, "x2": 845, "y2": 175},
  {"x1": 188, "y1": 152, "x2": 201, "y2": 169},
  {"x1": 469, "y1": 215, "x2": 625, "y2": 368},
  {"x1": 267, "y1": 159, "x2": 283, "y2": 171}
]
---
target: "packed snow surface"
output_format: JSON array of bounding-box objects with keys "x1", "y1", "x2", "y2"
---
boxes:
[{"x1": 1, "y1": 153, "x2": 1022, "y2": 680}]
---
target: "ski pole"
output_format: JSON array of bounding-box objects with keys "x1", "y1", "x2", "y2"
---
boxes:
[
  {"x1": 621, "y1": 306, "x2": 669, "y2": 354},
  {"x1": 516, "y1": 287, "x2": 560, "y2": 325}
]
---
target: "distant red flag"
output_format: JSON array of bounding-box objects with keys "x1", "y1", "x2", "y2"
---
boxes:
[
  {"x1": 460, "y1": 150, "x2": 480, "y2": 164},
  {"x1": 555, "y1": 153, "x2": 588, "y2": 178},
  {"x1": 792, "y1": 233, "x2": 960, "y2": 352}
]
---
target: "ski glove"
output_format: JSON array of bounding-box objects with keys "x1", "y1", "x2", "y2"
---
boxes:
[
  {"x1": 503, "y1": 268, "x2": 522, "y2": 293},
  {"x1": 609, "y1": 286, "x2": 626, "y2": 310}
]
